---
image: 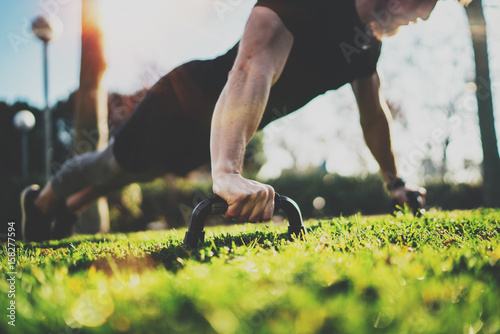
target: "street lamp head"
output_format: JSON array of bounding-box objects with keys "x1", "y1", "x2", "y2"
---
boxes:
[
  {"x1": 13, "y1": 110, "x2": 36, "y2": 132},
  {"x1": 32, "y1": 15, "x2": 63, "y2": 42}
]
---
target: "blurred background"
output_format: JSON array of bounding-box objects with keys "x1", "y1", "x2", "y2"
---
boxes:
[{"x1": 1, "y1": 0, "x2": 499, "y2": 232}]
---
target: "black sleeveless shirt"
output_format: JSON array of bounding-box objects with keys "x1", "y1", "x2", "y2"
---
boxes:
[
  {"x1": 170, "y1": 0, "x2": 382, "y2": 128},
  {"x1": 256, "y1": 0, "x2": 381, "y2": 125},
  {"x1": 113, "y1": 0, "x2": 381, "y2": 173}
]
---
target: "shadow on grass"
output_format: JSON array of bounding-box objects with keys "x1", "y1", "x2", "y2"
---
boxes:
[
  {"x1": 19, "y1": 234, "x2": 118, "y2": 250},
  {"x1": 65, "y1": 229, "x2": 302, "y2": 275},
  {"x1": 12, "y1": 223, "x2": 334, "y2": 277}
]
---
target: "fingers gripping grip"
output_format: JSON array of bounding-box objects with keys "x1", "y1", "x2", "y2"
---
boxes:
[
  {"x1": 406, "y1": 191, "x2": 424, "y2": 217},
  {"x1": 391, "y1": 190, "x2": 424, "y2": 217},
  {"x1": 183, "y1": 193, "x2": 306, "y2": 248}
]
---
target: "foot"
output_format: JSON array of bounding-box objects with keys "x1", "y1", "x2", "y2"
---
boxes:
[
  {"x1": 20, "y1": 185, "x2": 53, "y2": 242},
  {"x1": 52, "y1": 201, "x2": 78, "y2": 240}
]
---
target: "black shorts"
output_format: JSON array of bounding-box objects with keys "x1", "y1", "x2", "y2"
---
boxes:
[
  {"x1": 112, "y1": 63, "x2": 219, "y2": 175},
  {"x1": 111, "y1": 51, "x2": 300, "y2": 176}
]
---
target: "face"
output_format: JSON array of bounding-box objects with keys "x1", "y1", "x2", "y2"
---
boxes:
[{"x1": 370, "y1": 0, "x2": 438, "y2": 38}]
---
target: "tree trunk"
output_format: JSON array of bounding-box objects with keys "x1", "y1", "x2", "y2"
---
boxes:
[
  {"x1": 465, "y1": 0, "x2": 500, "y2": 207},
  {"x1": 74, "y1": 0, "x2": 110, "y2": 232}
]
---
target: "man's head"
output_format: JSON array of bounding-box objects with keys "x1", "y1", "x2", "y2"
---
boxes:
[{"x1": 369, "y1": 0, "x2": 471, "y2": 39}]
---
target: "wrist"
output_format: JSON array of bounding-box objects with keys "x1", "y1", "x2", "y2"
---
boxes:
[
  {"x1": 212, "y1": 156, "x2": 242, "y2": 177},
  {"x1": 212, "y1": 160, "x2": 241, "y2": 176},
  {"x1": 212, "y1": 170, "x2": 241, "y2": 181},
  {"x1": 386, "y1": 177, "x2": 406, "y2": 191}
]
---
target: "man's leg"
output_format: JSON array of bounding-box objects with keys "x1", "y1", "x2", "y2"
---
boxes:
[
  {"x1": 21, "y1": 139, "x2": 166, "y2": 241},
  {"x1": 35, "y1": 184, "x2": 101, "y2": 216},
  {"x1": 66, "y1": 187, "x2": 104, "y2": 215},
  {"x1": 22, "y1": 61, "x2": 218, "y2": 241}
]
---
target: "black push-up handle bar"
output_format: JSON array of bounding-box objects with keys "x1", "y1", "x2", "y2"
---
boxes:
[
  {"x1": 391, "y1": 190, "x2": 425, "y2": 217},
  {"x1": 183, "y1": 193, "x2": 306, "y2": 248}
]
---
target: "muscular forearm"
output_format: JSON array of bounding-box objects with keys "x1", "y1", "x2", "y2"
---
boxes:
[
  {"x1": 208, "y1": 6, "x2": 292, "y2": 222},
  {"x1": 361, "y1": 112, "x2": 399, "y2": 184},
  {"x1": 210, "y1": 66, "x2": 272, "y2": 177}
]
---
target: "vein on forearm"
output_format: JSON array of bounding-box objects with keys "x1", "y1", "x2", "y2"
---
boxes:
[{"x1": 210, "y1": 66, "x2": 272, "y2": 175}]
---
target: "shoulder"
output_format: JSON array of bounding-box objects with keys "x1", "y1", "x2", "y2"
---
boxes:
[
  {"x1": 254, "y1": 0, "x2": 322, "y2": 35},
  {"x1": 249, "y1": 6, "x2": 287, "y2": 30},
  {"x1": 244, "y1": 6, "x2": 294, "y2": 44}
]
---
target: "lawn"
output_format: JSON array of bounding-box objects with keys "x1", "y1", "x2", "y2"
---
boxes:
[{"x1": 1, "y1": 208, "x2": 500, "y2": 334}]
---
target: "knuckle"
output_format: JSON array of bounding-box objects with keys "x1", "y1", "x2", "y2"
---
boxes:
[
  {"x1": 249, "y1": 211, "x2": 262, "y2": 223},
  {"x1": 224, "y1": 209, "x2": 237, "y2": 219},
  {"x1": 225, "y1": 203, "x2": 241, "y2": 217},
  {"x1": 249, "y1": 192, "x2": 258, "y2": 201},
  {"x1": 256, "y1": 188, "x2": 267, "y2": 198}
]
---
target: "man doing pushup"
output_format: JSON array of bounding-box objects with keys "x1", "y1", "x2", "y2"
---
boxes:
[{"x1": 21, "y1": 0, "x2": 457, "y2": 241}]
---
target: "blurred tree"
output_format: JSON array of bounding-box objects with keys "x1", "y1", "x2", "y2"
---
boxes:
[
  {"x1": 465, "y1": 0, "x2": 500, "y2": 207},
  {"x1": 74, "y1": 0, "x2": 110, "y2": 232}
]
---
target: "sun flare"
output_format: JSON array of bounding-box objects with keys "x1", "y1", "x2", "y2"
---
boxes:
[{"x1": 99, "y1": 0, "x2": 227, "y2": 90}]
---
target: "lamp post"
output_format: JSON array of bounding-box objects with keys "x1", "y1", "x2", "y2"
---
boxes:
[
  {"x1": 13, "y1": 110, "x2": 36, "y2": 177},
  {"x1": 32, "y1": 15, "x2": 62, "y2": 180}
]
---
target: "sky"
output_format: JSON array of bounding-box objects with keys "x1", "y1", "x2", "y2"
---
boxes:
[{"x1": 1, "y1": 0, "x2": 499, "y2": 183}]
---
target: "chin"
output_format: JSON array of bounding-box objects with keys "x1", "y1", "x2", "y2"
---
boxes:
[{"x1": 370, "y1": 21, "x2": 402, "y2": 40}]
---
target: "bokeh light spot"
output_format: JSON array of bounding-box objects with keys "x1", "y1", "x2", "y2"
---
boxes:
[{"x1": 72, "y1": 290, "x2": 114, "y2": 327}]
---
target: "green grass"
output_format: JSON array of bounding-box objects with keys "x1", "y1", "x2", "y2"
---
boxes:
[{"x1": 1, "y1": 208, "x2": 500, "y2": 334}]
